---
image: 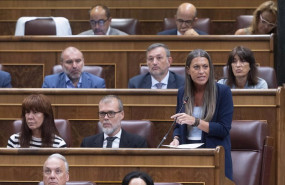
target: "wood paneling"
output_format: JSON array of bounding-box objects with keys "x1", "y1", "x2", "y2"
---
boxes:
[
  {"x1": 0, "y1": 35, "x2": 274, "y2": 88},
  {"x1": 0, "y1": 88, "x2": 284, "y2": 185},
  {"x1": 0, "y1": 148, "x2": 234, "y2": 185},
  {"x1": 0, "y1": 0, "x2": 277, "y2": 35}
]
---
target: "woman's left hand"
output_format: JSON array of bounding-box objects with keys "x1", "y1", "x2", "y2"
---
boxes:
[{"x1": 171, "y1": 113, "x2": 195, "y2": 126}]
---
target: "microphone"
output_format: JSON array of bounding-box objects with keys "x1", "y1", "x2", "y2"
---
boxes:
[{"x1": 157, "y1": 96, "x2": 189, "y2": 148}]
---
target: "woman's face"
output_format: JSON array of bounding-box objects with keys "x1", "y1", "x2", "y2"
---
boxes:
[
  {"x1": 257, "y1": 11, "x2": 276, "y2": 34},
  {"x1": 231, "y1": 55, "x2": 251, "y2": 78},
  {"x1": 187, "y1": 57, "x2": 210, "y2": 87},
  {"x1": 129, "y1": 178, "x2": 147, "y2": 185},
  {"x1": 25, "y1": 110, "x2": 44, "y2": 132}
]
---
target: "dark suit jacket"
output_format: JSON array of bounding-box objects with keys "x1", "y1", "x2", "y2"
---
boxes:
[
  {"x1": 173, "y1": 83, "x2": 233, "y2": 180},
  {"x1": 128, "y1": 71, "x2": 184, "y2": 89},
  {"x1": 157, "y1": 28, "x2": 207, "y2": 35},
  {"x1": 42, "y1": 72, "x2": 105, "y2": 88},
  {"x1": 80, "y1": 129, "x2": 148, "y2": 148},
  {"x1": 0, "y1": 71, "x2": 12, "y2": 88}
]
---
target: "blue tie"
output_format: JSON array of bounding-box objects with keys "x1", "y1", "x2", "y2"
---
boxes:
[{"x1": 156, "y1": 83, "x2": 164, "y2": 89}]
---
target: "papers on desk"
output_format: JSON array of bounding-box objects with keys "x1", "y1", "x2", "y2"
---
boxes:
[{"x1": 162, "y1": 143, "x2": 204, "y2": 149}]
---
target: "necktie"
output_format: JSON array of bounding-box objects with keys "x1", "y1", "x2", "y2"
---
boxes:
[
  {"x1": 106, "y1": 137, "x2": 117, "y2": 148},
  {"x1": 155, "y1": 82, "x2": 164, "y2": 89}
]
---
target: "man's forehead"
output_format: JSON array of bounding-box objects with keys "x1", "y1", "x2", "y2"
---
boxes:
[{"x1": 147, "y1": 47, "x2": 166, "y2": 57}]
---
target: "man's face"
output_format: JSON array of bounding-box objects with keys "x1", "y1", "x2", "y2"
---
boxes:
[
  {"x1": 90, "y1": 6, "x2": 111, "y2": 35},
  {"x1": 43, "y1": 157, "x2": 69, "y2": 185},
  {"x1": 98, "y1": 98, "x2": 124, "y2": 136},
  {"x1": 175, "y1": 6, "x2": 197, "y2": 35},
  {"x1": 61, "y1": 48, "x2": 84, "y2": 82},
  {"x1": 147, "y1": 47, "x2": 172, "y2": 81}
]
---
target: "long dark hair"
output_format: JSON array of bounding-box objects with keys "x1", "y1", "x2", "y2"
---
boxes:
[
  {"x1": 20, "y1": 94, "x2": 59, "y2": 147},
  {"x1": 122, "y1": 171, "x2": 154, "y2": 185},
  {"x1": 226, "y1": 46, "x2": 258, "y2": 87}
]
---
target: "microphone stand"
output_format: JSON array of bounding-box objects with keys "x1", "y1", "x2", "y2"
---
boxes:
[{"x1": 157, "y1": 97, "x2": 189, "y2": 148}]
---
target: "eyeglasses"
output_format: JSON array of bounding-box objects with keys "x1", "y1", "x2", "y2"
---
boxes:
[
  {"x1": 176, "y1": 18, "x2": 195, "y2": 26},
  {"x1": 90, "y1": 19, "x2": 108, "y2": 26},
  {"x1": 259, "y1": 14, "x2": 276, "y2": 28},
  {"x1": 99, "y1": 111, "x2": 122, "y2": 118}
]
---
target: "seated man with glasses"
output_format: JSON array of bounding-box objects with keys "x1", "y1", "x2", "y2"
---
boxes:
[
  {"x1": 43, "y1": 153, "x2": 69, "y2": 185},
  {"x1": 80, "y1": 95, "x2": 148, "y2": 148},
  {"x1": 157, "y1": 2, "x2": 207, "y2": 35},
  {"x1": 78, "y1": 4, "x2": 128, "y2": 35}
]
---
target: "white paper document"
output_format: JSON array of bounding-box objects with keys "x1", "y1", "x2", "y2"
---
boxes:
[{"x1": 162, "y1": 143, "x2": 204, "y2": 149}]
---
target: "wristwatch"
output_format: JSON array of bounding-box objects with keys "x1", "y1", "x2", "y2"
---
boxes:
[{"x1": 193, "y1": 117, "x2": 200, "y2": 127}]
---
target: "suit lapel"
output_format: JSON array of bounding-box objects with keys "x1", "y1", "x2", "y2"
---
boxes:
[
  {"x1": 167, "y1": 71, "x2": 176, "y2": 88},
  {"x1": 93, "y1": 133, "x2": 104, "y2": 147},
  {"x1": 119, "y1": 129, "x2": 130, "y2": 148},
  {"x1": 58, "y1": 73, "x2": 67, "y2": 88},
  {"x1": 81, "y1": 72, "x2": 90, "y2": 88},
  {"x1": 142, "y1": 73, "x2": 152, "y2": 88}
]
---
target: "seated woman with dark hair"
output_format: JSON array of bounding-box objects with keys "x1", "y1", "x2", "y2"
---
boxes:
[
  {"x1": 7, "y1": 94, "x2": 66, "y2": 148},
  {"x1": 122, "y1": 171, "x2": 154, "y2": 185},
  {"x1": 235, "y1": 1, "x2": 277, "y2": 35},
  {"x1": 218, "y1": 46, "x2": 268, "y2": 89}
]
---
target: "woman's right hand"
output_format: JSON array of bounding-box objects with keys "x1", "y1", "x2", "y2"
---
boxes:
[{"x1": 170, "y1": 138, "x2": 179, "y2": 147}]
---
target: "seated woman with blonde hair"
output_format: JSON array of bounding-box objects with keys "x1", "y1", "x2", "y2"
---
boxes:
[
  {"x1": 235, "y1": 1, "x2": 277, "y2": 35},
  {"x1": 7, "y1": 94, "x2": 66, "y2": 148}
]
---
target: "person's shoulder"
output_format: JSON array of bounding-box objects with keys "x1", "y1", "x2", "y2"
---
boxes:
[
  {"x1": 217, "y1": 78, "x2": 227, "y2": 85},
  {"x1": 157, "y1": 29, "x2": 177, "y2": 35},
  {"x1": 83, "y1": 72, "x2": 104, "y2": 81},
  {"x1": 109, "y1": 27, "x2": 128, "y2": 35},
  {"x1": 234, "y1": 28, "x2": 249, "y2": 35},
  {"x1": 122, "y1": 129, "x2": 145, "y2": 141},
  {"x1": 129, "y1": 73, "x2": 149, "y2": 82},
  {"x1": 78, "y1": 29, "x2": 94, "y2": 35},
  {"x1": 0, "y1": 70, "x2": 10, "y2": 78},
  {"x1": 216, "y1": 82, "x2": 231, "y2": 93},
  {"x1": 256, "y1": 77, "x2": 268, "y2": 89},
  {"x1": 44, "y1": 72, "x2": 62, "y2": 80}
]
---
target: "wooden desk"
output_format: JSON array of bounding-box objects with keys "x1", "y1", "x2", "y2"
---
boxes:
[
  {"x1": 0, "y1": 88, "x2": 284, "y2": 185},
  {"x1": 0, "y1": 35, "x2": 274, "y2": 88},
  {"x1": 0, "y1": 147, "x2": 234, "y2": 185},
  {"x1": 0, "y1": 0, "x2": 277, "y2": 35}
]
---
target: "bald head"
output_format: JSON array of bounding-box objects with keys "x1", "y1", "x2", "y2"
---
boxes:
[
  {"x1": 175, "y1": 3, "x2": 198, "y2": 35},
  {"x1": 60, "y1": 46, "x2": 85, "y2": 84},
  {"x1": 89, "y1": 5, "x2": 112, "y2": 35},
  {"x1": 177, "y1": 3, "x2": 197, "y2": 18}
]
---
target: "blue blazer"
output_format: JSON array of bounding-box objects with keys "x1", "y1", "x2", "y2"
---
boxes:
[
  {"x1": 157, "y1": 28, "x2": 207, "y2": 35},
  {"x1": 80, "y1": 129, "x2": 148, "y2": 148},
  {"x1": 42, "y1": 72, "x2": 106, "y2": 88},
  {"x1": 173, "y1": 83, "x2": 233, "y2": 180},
  {"x1": 0, "y1": 71, "x2": 12, "y2": 88},
  {"x1": 128, "y1": 71, "x2": 184, "y2": 89}
]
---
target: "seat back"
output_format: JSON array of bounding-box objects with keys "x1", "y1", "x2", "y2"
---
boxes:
[
  {"x1": 39, "y1": 181, "x2": 95, "y2": 185},
  {"x1": 110, "y1": 18, "x2": 139, "y2": 35},
  {"x1": 25, "y1": 18, "x2": 56, "y2": 35},
  {"x1": 230, "y1": 120, "x2": 273, "y2": 185},
  {"x1": 97, "y1": 120, "x2": 155, "y2": 148},
  {"x1": 140, "y1": 66, "x2": 185, "y2": 78},
  {"x1": 222, "y1": 66, "x2": 277, "y2": 88},
  {"x1": 53, "y1": 65, "x2": 103, "y2": 77},
  {"x1": 236, "y1": 15, "x2": 253, "y2": 29},
  {"x1": 163, "y1": 17, "x2": 211, "y2": 34},
  {"x1": 15, "y1": 17, "x2": 72, "y2": 36},
  {"x1": 13, "y1": 119, "x2": 72, "y2": 147}
]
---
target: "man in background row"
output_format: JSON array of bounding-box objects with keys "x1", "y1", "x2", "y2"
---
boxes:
[
  {"x1": 157, "y1": 2, "x2": 207, "y2": 35},
  {"x1": 128, "y1": 43, "x2": 184, "y2": 89},
  {"x1": 81, "y1": 95, "x2": 148, "y2": 148},
  {"x1": 0, "y1": 70, "x2": 12, "y2": 87},
  {"x1": 42, "y1": 46, "x2": 105, "y2": 88},
  {"x1": 43, "y1": 153, "x2": 69, "y2": 185},
  {"x1": 79, "y1": 4, "x2": 128, "y2": 35}
]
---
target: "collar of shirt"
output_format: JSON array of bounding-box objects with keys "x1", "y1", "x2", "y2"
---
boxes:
[
  {"x1": 65, "y1": 74, "x2": 82, "y2": 88},
  {"x1": 151, "y1": 71, "x2": 169, "y2": 89},
  {"x1": 103, "y1": 129, "x2": 122, "y2": 148},
  {"x1": 105, "y1": 26, "x2": 111, "y2": 35}
]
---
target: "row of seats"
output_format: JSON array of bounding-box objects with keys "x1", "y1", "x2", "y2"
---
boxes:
[
  {"x1": 14, "y1": 15, "x2": 253, "y2": 35},
  {"x1": 11, "y1": 119, "x2": 273, "y2": 185}
]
